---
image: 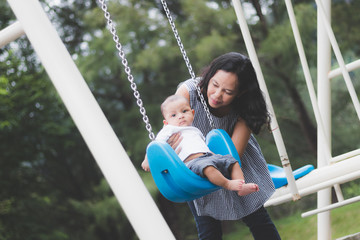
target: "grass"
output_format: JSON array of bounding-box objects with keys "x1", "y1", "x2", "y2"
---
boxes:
[{"x1": 224, "y1": 201, "x2": 360, "y2": 240}]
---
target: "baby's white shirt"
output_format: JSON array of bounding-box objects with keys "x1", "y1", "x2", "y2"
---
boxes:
[{"x1": 156, "y1": 125, "x2": 210, "y2": 161}]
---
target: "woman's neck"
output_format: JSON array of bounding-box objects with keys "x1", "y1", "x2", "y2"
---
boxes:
[{"x1": 210, "y1": 105, "x2": 232, "y2": 117}]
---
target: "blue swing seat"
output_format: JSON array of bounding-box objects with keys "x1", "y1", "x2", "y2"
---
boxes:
[
  {"x1": 147, "y1": 129, "x2": 314, "y2": 202},
  {"x1": 147, "y1": 129, "x2": 238, "y2": 202},
  {"x1": 268, "y1": 163, "x2": 315, "y2": 189}
]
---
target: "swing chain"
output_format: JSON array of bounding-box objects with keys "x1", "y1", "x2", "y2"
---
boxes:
[
  {"x1": 160, "y1": 0, "x2": 215, "y2": 129},
  {"x1": 98, "y1": 0, "x2": 155, "y2": 141}
]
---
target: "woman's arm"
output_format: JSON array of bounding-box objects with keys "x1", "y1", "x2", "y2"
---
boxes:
[
  {"x1": 231, "y1": 118, "x2": 251, "y2": 157},
  {"x1": 175, "y1": 83, "x2": 190, "y2": 101}
]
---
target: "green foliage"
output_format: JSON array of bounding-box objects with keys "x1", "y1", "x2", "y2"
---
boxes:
[
  {"x1": 343, "y1": 179, "x2": 360, "y2": 199},
  {"x1": 332, "y1": 0, "x2": 360, "y2": 56},
  {"x1": 67, "y1": 179, "x2": 137, "y2": 240}
]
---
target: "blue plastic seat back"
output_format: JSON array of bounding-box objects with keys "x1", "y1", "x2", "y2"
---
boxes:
[
  {"x1": 146, "y1": 129, "x2": 237, "y2": 202},
  {"x1": 205, "y1": 129, "x2": 240, "y2": 165},
  {"x1": 268, "y1": 164, "x2": 315, "y2": 188}
]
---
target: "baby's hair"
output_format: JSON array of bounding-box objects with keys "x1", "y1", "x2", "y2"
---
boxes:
[{"x1": 161, "y1": 95, "x2": 189, "y2": 118}]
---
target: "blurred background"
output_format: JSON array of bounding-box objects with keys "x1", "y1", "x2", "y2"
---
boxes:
[{"x1": 1, "y1": 0, "x2": 359, "y2": 239}]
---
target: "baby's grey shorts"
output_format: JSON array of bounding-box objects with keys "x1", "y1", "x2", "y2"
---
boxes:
[{"x1": 185, "y1": 153, "x2": 239, "y2": 178}]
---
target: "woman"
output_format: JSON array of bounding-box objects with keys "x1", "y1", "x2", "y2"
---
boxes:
[{"x1": 171, "y1": 52, "x2": 281, "y2": 239}]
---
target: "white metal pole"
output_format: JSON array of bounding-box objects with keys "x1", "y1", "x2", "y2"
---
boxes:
[
  {"x1": 331, "y1": 149, "x2": 360, "y2": 163},
  {"x1": 317, "y1": 0, "x2": 332, "y2": 239},
  {"x1": 266, "y1": 169, "x2": 360, "y2": 207},
  {"x1": 283, "y1": 0, "x2": 332, "y2": 162},
  {"x1": 328, "y1": 59, "x2": 360, "y2": 79},
  {"x1": 232, "y1": 0, "x2": 300, "y2": 200},
  {"x1": 265, "y1": 155, "x2": 360, "y2": 206},
  {"x1": 301, "y1": 195, "x2": 360, "y2": 218},
  {"x1": 315, "y1": 0, "x2": 360, "y2": 120},
  {"x1": 7, "y1": 0, "x2": 175, "y2": 239},
  {"x1": 0, "y1": 21, "x2": 24, "y2": 48}
]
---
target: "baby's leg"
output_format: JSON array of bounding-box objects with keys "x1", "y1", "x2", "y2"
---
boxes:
[
  {"x1": 203, "y1": 166, "x2": 244, "y2": 191},
  {"x1": 230, "y1": 163, "x2": 259, "y2": 196}
]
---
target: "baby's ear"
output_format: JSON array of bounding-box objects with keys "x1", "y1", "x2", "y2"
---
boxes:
[{"x1": 163, "y1": 119, "x2": 168, "y2": 125}]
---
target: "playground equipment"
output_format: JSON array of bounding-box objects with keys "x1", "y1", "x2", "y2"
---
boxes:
[
  {"x1": 232, "y1": 1, "x2": 360, "y2": 239},
  {"x1": 2, "y1": 0, "x2": 359, "y2": 239}
]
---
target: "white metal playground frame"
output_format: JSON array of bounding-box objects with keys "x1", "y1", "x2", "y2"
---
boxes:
[
  {"x1": 233, "y1": 0, "x2": 360, "y2": 239},
  {"x1": 1, "y1": 0, "x2": 359, "y2": 239}
]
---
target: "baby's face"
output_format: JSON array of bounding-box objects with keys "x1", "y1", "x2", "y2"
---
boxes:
[{"x1": 163, "y1": 99, "x2": 194, "y2": 127}]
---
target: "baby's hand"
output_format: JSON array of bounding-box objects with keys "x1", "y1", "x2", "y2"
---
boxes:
[{"x1": 141, "y1": 156, "x2": 150, "y2": 172}]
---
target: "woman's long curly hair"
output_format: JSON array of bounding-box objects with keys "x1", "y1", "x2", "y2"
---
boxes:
[{"x1": 199, "y1": 52, "x2": 270, "y2": 134}]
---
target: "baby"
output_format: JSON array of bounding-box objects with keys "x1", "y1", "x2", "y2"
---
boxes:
[{"x1": 142, "y1": 95, "x2": 259, "y2": 196}]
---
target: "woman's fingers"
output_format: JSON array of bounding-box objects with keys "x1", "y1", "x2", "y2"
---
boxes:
[
  {"x1": 175, "y1": 146, "x2": 182, "y2": 155},
  {"x1": 167, "y1": 132, "x2": 183, "y2": 151},
  {"x1": 171, "y1": 133, "x2": 182, "y2": 150}
]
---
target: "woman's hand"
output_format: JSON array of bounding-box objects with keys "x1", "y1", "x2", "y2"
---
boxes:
[
  {"x1": 141, "y1": 155, "x2": 150, "y2": 172},
  {"x1": 167, "y1": 132, "x2": 183, "y2": 154}
]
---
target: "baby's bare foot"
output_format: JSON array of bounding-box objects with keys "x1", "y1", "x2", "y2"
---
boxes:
[
  {"x1": 224, "y1": 179, "x2": 245, "y2": 191},
  {"x1": 238, "y1": 183, "x2": 259, "y2": 196}
]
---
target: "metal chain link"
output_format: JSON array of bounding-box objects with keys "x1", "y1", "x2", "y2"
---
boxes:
[
  {"x1": 160, "y1": 0, "x2": 215, "y2": 129},
  {"x1": 98, "y1": 0, "x2": 155, "y2": 140}
]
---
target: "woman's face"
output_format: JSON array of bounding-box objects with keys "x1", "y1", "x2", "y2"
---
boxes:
[{"x1": 207, "y1": 70, "x2": 239, "y2": 113}]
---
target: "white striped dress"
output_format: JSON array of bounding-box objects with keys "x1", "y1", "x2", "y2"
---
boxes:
[{"x1": 183, "y1": 79, "x2": 275, "y2": 220}]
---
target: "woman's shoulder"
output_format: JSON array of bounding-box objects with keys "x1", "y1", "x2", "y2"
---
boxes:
[
  {"x1": 176, "y1": 78, "x2": 201, "y2": 105},
  {"x1": 178, "y1": 78, "x2": 199, "y2": 91}
]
